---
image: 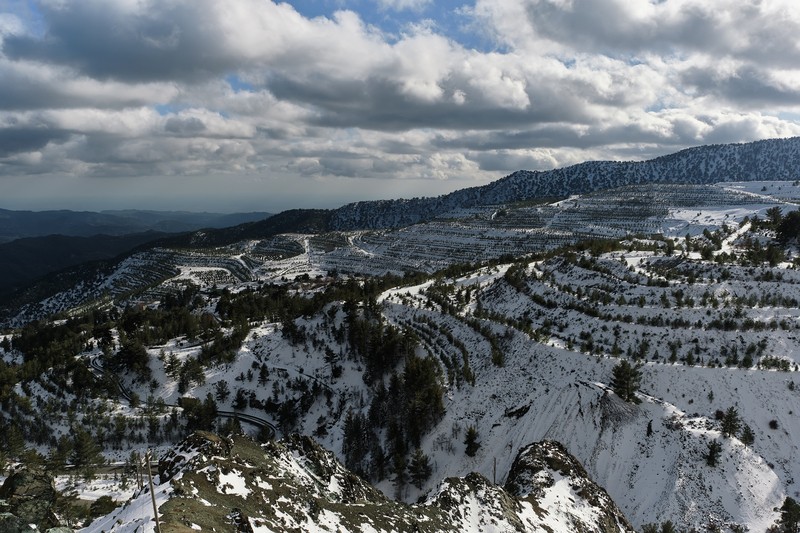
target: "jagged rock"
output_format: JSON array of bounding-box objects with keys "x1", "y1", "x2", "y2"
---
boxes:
[
  {"x1": 0, "y1": 468, "x2": 60, "y2": 531},
  {"x1": 159, "y1": 430, "x2": 232, "y2": 481},
  {"x1": 86, "y1": 432, "x2": 636, "y2": 533},
  {"x1": 505, "y1": 441, "x2": 635, "y2": 533},
  {"x1": 275, "y1": 433, "x2": 385, "y2": 503},
  {"x1": 429, "y1": 472, "x2": 530, "y2": 531}
]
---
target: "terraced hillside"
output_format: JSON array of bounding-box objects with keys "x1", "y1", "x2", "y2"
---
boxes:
[
  {"x1": 4, "y1": 181, "x2": 795, "y2": 328},
  {"x1": 3, "y1": 179, "x2": 800, "y2": 532}
]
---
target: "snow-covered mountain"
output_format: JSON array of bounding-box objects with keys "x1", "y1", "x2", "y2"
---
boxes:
[
  {"x1": 331, "y1": 137, "x2": 800, "y2": 229},
  {"x1": 4, "y1": 141, "x2": 800, "y2": 533}
]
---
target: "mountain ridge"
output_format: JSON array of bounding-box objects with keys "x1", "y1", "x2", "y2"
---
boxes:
[
  {"x1": 331, "y1": 136, "x2": 800, "y2": 229},
  {"x1": 0, "y1": 208, "x2": 273, "y2": 243}
]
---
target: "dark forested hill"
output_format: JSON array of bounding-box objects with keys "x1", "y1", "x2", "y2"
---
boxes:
[
  {"x1": 0, "y1": 232, "x2": 171, "y2": 296},
  {"x1": 0, "y1": 208, "x2": 271, "y2": 243}
]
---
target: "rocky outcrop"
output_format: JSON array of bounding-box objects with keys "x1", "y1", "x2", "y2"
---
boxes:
[
  {"x1": 0, "y1": 468, "x2": 60, "y2": 532},
  {"x1": 505, "y1": 441, "x2": 635, "y2": 533},
  {"x1": 86, "y1": 432, "x2": 635, "y2": 533}
]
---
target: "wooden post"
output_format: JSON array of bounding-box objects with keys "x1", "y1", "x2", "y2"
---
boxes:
[
  {"x1": 136, "y1": 454, "x2": 143, "y2": 491},
  {"x1": 145, "y1": 450, "x2": 162, "y2": 533}
]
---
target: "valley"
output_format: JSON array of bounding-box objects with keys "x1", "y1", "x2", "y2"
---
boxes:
[{"x1": 3, "y1": 143, "x2": 800, "y2": 532}]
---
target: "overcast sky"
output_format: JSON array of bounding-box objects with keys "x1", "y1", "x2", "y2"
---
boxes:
[{"x1": 1, "y1": 0, "x2": 800, "y2": 213}]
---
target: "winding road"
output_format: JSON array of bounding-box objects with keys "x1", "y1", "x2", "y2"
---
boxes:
[{"x1": 89, "y1": 356, "x2": 276, "y2": 440}]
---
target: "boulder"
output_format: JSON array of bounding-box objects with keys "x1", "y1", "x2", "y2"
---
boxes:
[{"x1": 0, "y1": 468, "x2": 60, "y2": 531}]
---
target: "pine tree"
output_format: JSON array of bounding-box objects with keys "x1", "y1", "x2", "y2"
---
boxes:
[
  {"x1": 660, "y1": 521, "x2": 677, "y2": 533},
  {"x1": 777, "y1": 210, "x2": 800, "y2": 243},
  {"x1": 779, "y1": 496, "x2": 800, "y2": 532},
  {"x1": 393, "y1": 453, "x2": 407, "y2": 499},
  {"x1": 610, "y1": 360, "x2": 642, "y2": 403},
  {"x1": 464, "y1": 425, "x2": 480, "y2": 457},
  {"x1": 71, "y1": 427, "x2": 103, "y2": 479},
  {"x1": 409, "y1": 448, "x2": 433, "y2": 489},
  {"x1": 720, "y1": 406, "x2": 740, "y2": 438},
  {"x1": 215, "y1": 380, "x2": 230, "y2": 402},
  {"x1": 740, "y1": 424, "x2": 755, "y2": 447},
  {"x1": 705, "y1": 439, "x2": 722, "y2": 467}
]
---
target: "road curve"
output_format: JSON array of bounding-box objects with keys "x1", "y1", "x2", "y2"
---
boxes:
[{"x1": 89, "y1": 356, "x2": 277, "y2": 440}]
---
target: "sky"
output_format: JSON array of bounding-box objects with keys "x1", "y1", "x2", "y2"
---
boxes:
[{"x1": 1, "y1": 0, "x2": 800, "y2": 213}]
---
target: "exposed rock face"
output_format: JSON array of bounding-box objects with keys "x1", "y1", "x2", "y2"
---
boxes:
[
  {"x1": 158, "y1": 430, "x2": 232, "y2": 481},
  {"x1": 0, "y1": 512, "x2": 38, "y2": 533},
  {"x1": 0, "y1": 468, "x2": 60, "y2": 532},
  {"x1": 505, "y1": 440, "x2": 635, "y2": 533},
  {"x1": 86, "y1": 432, "x2": 635, "y2": 533}
]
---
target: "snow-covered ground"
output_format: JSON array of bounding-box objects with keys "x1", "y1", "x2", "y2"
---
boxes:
[{"x1": 6, "y1": 181, "x2": 800, "y2": 531}]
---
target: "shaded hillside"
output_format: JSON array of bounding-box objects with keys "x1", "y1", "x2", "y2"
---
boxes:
[
  {"x1": 0, "y1": 209, "x2": 334, "y2": 320},
  {"x1": 142, "y1": 208, "x2": 333, "y2": 248},
  {"x1": 0, "y1": 232, "x2": 172, "y2": 296},
  {"x1": 0, "y1": 208, "x2": 271, "y2": 243}
]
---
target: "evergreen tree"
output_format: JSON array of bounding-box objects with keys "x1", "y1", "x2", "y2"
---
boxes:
[
  {"x1": 740, "y1": 424, "x2": 755, "y2": 447},
  {"x1": 777, "y1": 210, "x2": 800, "y2": 243},
  {"x1": 342, "y1": 411, "x2": 370, "y2": 476},
  {"x1": 779, "y1": 496, "x2": 800, "y2": 533},
  {"x1": 3, "y1": 423, "x2": 25, "y2": 459},
  {"x1": 214, "y1": 380, "x2": 230, "y2": 403},
  {"x1": 71, "y1": 427, "x2": 103, "y2": 479},
  {"x1": 767, "y1": 206, "x2": 784, "y2": 227},
  {"x1": 464, "y1": 425, "x2": 480, "y2": 457},
  {"x1": 393, "y1": 452, "x2": 407, "y2": 499},
  {"x1": 660, "y1": 521, "x2": 677, "y2": 533},
  {"x1": 720, "y1": 406, "x2": 740, "y2": 438},
  {"x1": 610, "y1": 360, "x2": 642, "y2": 403},
  {"x1": 409, "y1": 448, "x2": 433, "y2": 489},
  {"x1": 705, "y1": 439, "x2": 722, "y2": 467}
]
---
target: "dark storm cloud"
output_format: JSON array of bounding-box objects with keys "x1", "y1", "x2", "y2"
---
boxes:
[
  {"x1": 267, "y1": 73, "x2": 591, "y2": 132},
  {"x1": 165, "y1": 116, "x2": 207, "y2": 135},
  {"x1": 3, "y1": 2, "x2": 235, "y2": 82},
  {"x1": 0, "y1": 127, "x2": 70, "y2": 157},
  {"x1": 0, "y1": 62, "x2": 169, "y2": 111},
  {"x1": 431, "y1": 122, "x2": 682, "y2": 152}
]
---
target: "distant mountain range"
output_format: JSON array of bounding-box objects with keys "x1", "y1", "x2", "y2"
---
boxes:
[{"x1": 0, "y1": 208, "x2": 272, "y2": 243}]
